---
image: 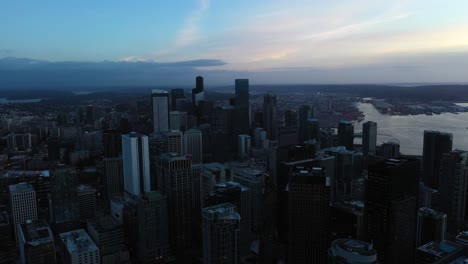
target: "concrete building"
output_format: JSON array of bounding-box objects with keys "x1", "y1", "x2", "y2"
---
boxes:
[
  {"x1": 122, "y1": 132, "x2": 150, "y2": 196},
  {"x1": 152, "y1": 89, "x2": 170, "y2": 133},
  {"x1": 165, "y1": 130, "x2": 183, "y2": 154},
  {"x1": 9, "y1": 182, "x2": 38, "y2": 243},
  {"x1": 202, "y1": 203, "x2": 240, "y2": 264},
  {"x1": 18, "y1": 219, "x2": 56, "y2": 264},
  {"x1": 59, "y1": 229, "x2": 100, "y2": 264},
  {"x1": 77, "y1": 185, "x2": 96, "y2": 221},
  {"x1": 328, "y1": 239, "x2": 378, "y2": 264}
]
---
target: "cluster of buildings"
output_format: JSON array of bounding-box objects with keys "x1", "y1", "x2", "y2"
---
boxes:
[{"x1": 1, "y1": 76, "x2": 468, "y2": 263}]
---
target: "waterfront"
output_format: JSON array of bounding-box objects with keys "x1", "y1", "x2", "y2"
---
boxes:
[{"x1": 356, "y1": 103, "x2": 468, "y2": 155}]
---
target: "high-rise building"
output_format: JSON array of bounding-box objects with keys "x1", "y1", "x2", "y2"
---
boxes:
[
  {"x1": 171, "y1": 88, "x2": 185, "y2": 111},
  {"x1": 306, "y1": 118, "x2": 320, "y2": 142},
  {"x1": 158, "y1": 153, "x2": 193, "y2": 252},
  {"x1": 202, "y1": 203, "x2": 241, "y2": 264},
  {"x1": 338, "y1": 120, "x2": 354, "y2": 150},
  {"x1": 77, "y1": 185, "x2": 96, "y2": 221},
  {"x1": 362, "y1": 121, "x2": 377, "y2": 156},
  {"x1": 152, "y1": 89, "x2": 170, "y2": 133},
  {"x1": 298, "y1": 105, "x2": 314, "y2": 143},
  {"x1": 165, "y1": 130, "x2": 183, "y2": 154},
  {"x1": 416, "y1": 207, "x2": 447, "y2": 247},
  {"x1": 122, "y1": 132, "x2": 151, "y2": 196},
  {"x1": 284, "y1": 109, "x2": 297, "y2": 128},
  {"x1": 238, "y1": 134, "x2": 251, "y2": 158},
  {"x1": 263, "y1": 93, "x2": 279, "y2": 140},
  {"x1": 136, "y1": 191, "x2": 170, "y2": 263},
  {"x1": 183, "y1": 128, "x2": 203, "y2": 164},
  {"x1": 379, "y1": 141, "x2": 400, "y2": 159},
  {"x1": 365, "y1": 158, "x2": 419, "y2": 263},
  {"x1": 50, "y1": 167, "x2": 80, "y2": 225},
  {"x1": 59, "y1": 229, "x2": 100, "y2": 264},
  {"x1": 206, "y1": 181, "x2": 252, "y2": 256},
  {"x1": 0, "y1": 206, "x2": 15, "y2": 263},
  {"x1": 148, "y1": 133, "x2": 167, "y2": 191},
  {"x1": 438, "y1": 150, "x2": 468, "y2": 235},
  {"x1": 328, "y1": 239, "x2": 378, "y2": 264},
  {"x1": 103, "y1": 129, "x2": 121, "y2": 158},
  {"x1": 192, "y1": 76, "x2": 205, "y2": 107},
  {"x1": 169, "y1": 111, "x2": 188, "y2": 132},
  {"x1": 18, "y1": 219, "x2": 56, "y2": 264},
  {"x1": 422, "y1": 130, "x2": 453, "y2": 189},
  {"x1": 235, "y1": 79, "x2": 250, "y2": 134},
  {"x1": 233, "y1": 168, "x2": 263, "y2": 230},
  {"x1": 201, "y1": 163, "x2": 233, "y2": 208},
  {"x1": 288, "y1": 167, "x2": 330, "y2": 263},
  {"x1": 87, "y1": 215, "x2": 130, "y2": 264},
  {"x1": 330, "y1": 201, "x2": 365, "y2": 241},
  {"x1": 416, "y1": 240, "x2": 464, "y2": 264},
  {"x1": 9, "y1": 183, "x2": 38, "y2": 243},
  {"x1": 104, "y1": 157, "x2": 123, "y2": 199}
]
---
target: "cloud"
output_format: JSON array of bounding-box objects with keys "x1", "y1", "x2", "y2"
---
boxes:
[{"x1": 0, "y1": 49, "x2": 13, "y2": 55}]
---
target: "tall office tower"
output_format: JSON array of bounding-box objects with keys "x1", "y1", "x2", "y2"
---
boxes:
[
  {"x1": 202, "y1": 203, "x2": 241, "y2": 264},
  {"x1": 235, "y1": 79, "x2": 250, "y2": 134},
  {"x1": 165, "y1": 130, "x2": 183, "y2": 154},
  {"x1": 9, "y1": 183, "x2": 38, "y2": 243},
  {"x1": 103, "y1": 129, "x2": 121, "y2": 158},
  {"x1": 206, "y1": 182, "x2": 252, "y2": 256},
  {"x1": 201, "y1": 163, "x2": 233, "y2": 208},
  {"x1": 152, "y1": 89, "x2": 170, "y2": 133},
  {"x1": 136, "y1": 191, "x2": 170, "y2": 263},
  {"x1": 379, "y1": 141, "x2": 400, "y2": 159},
  {"x1": 268, "y1": 140, "x2": 279, "y2": 186},
  {"x1": 288, "y1": 167, "x2": 330, "y2": 264},
  {"x1": 171, "y1": 88, "x2": 185, "y2": 111},
  {"x1": 192, "y1": 165, "x2": 203, "y2": 217},
  {"x1": 77, "y1": 185, "x2": 96, "y2": 221},
  {"x1": 238, "y1": 134, "x2": 251, "y2": 158},
  {"x1": 122, "y1": 132, "x2": 150, "y2": 196},
  {"x1": 59, "y1": 229, "x2": 100, "y2": 264},
  {"x1": 423, "y1": 131, "x2": 453, "y2": 189},
  {"x1": 338, "y1": 120, "x2": 354, "y2": 150},
  {"x1": 306, "y1": 118, "x2": 320, "y2": 142},
  {"x1": 18, "y1": 219, "x2": 56, "y2": 264},
  {"x1": 284, "y1": 109, "x2": 297, "y2": 128},
  {"x1": 192, "y1": 76, "x2": 205, "y2": 107},
  {"x1": 366, "y1": 158, "x2": 419, "y2": 264},
  {"x1": 323, "y1": 146, "x2": 363, "y2": 202},
  {"x1": 298, "y1": 105, "x2": 314, "y2": 142},
  {"x1": 0, "y1": 207, "x2": 15, "y2": 263},
  {"x1": 87, "y1": 215, "x2": 130, "y2": 264},
  {"x1": 86, "y1": 105, "x2": 95, "y2": 125},
  {"x1": 416, "y1": 240, "x2": 464, "y2": 264},
  {"x1": 438, "y1": 150, "x2": 468, "y2": 235},
  {"x1": 328, "y1": 239, "x2": 378, "y2": 264},
  {"x1": 169, "y1": 111, "x2": 188, "y2": 132},
  {"x1": 416, "y1": 207, "x2": 447, "y2": 247},
  {"x1": 233, "y1": 168, "x2": 263, "y2": 230},
  {"x1": 158, "y1": 154, "x2": 193, "y2": 252},
  {"x1": 253, "y1": 128, "x2": 267, "y2": 148},
  {"x1": 330, "y1": 201, "x2": 365, "y2": 241},
  {"x1": 50, "y1": 167, "x2": 80, "y2": 225},
  {"x1": 362, "y1": 121, "x2": 377, "y2": 156},
  {"x1": 183, "y1": 128, "x2": 203, "y2": 164},
  {"x1": 263, "y1": 93, "x2": 279, "y2": 140},
  {"x1": 104, "y1": 157, "x2": 123, "y2": 198}
]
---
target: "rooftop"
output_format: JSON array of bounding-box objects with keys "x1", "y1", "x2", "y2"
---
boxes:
[
  {"x1": 19, "y1": 219, "x2": 54, "y2": 246},
  {"x1": 203, "y1": 203, "x2": 241, "y2": 221},
  {"x1": 419, "y1": 207, "x2": 447, "y2": 218},
  {"x1": 329, "y1": 239, "x2": 377, "y2": 262},
  {"x1": 60, "y1": 229, "x2": 98, "y2": 254},
  {"x1": 8, "y1": 182, "x2": 35, "y2": 194},
  {"x1": 88, "y1": 215, "x2": 121, "y2": 233},
  {"x1": 417, "y1": 240, "x2": 462, "y2": 258}
]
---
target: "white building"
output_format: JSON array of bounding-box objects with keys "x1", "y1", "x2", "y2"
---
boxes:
[
  {"x1": 152, "y1": 89, "x2": 169, "y2": 133},
  {"x1": 184, "y1": 129, "x2": 203, "y2": 164},
  {"x1": 9, "y1": 182, "x2": 37, "y2": 243},
  {"x1": 60, "y1": 229, "x2": 100, "y2": 264},
  {"x1": 122, "y1": 132, "x2": 150, "y2": 196}
]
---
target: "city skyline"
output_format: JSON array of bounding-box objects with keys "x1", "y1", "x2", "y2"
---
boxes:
[{"x1": 1, "y1": 1, "x2": 468, "y2": 86}]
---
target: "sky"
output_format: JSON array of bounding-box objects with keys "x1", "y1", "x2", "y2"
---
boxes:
[{"x1": 1, "y1": 0, "x2": 468, "y2": 87}]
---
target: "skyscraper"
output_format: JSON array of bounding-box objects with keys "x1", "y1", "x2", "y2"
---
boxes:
[
  {"x1": 288, "y1": 167, "x2": 330, "y2": 263},
  {"x1": 338, "y1": 120, "x2": 354, "y2": 150},
  {"x1": 104, "y1": 157, "x2": 124, "y2": 198},
  {"x1": 192, "y1": 76, "x2": 205, "y2": 107},
  {"x1": 202, "y1": 203, "x2": 240, "y2": 264},
  {"x1": 152, "y1": 89, "x2": 170, "y2": 133},
  {"x1": 362, "y1": 121, "x2": 377, "y2": 156},
  {"x1": 416, "y1": 207, "x2": 447, "y2": 247},
  {"x1": 169, "y1": 111, "x2": 188, "y2": 132},
  {"x1": 9, "y1": 183, "x2": 38, "y2": 243},
  {"x1": 328, "y1": 239, "x2": 378, "y2": 264},
  {"x1": 171, "y1": 88, "x2": 185, "y2": 111},
  {"x1": 50, "y1": 166, "x2": 80, "y2": 225},
  {"x1": 122, "y1": 133, "x2": 151, "y2": 196},
  {"x1": 165, "y1": 130, "x2": 183, "y2": 154},
  {"x1": 438, "y1": 150, "x2": 468, "y2": 235},
  {"x1": 238, "y1": 134, "x2": 251, "y2": 158},
  {"x1": 18, "y1": 219, "x2": 56, "y2": 264},
  {"x1": 365, "y1": 158, "x2": 419, "y2": 263},
  {"x1": 422, "y1": 131, "x2": 453, "y2": 189},
  {"x1": 183, "y1": 128, "x2": 203, "y2": 164},
  {"x1": 263, "y1": 93, "x2": 279, "y2": 140},
  {"x1": 284, "y1": 109, "x2": 297, "y2": 128},
  {"x1": 380, "y1": 141, "x2": 400, "y2": 159},
  {"x1": 158, "y1": 153, "x2": 193, "y2": 252},
  {"x1": 306, "y1": 118, "x2": 320, "y2": 142},
  {"x1": 235, "y1": 79, "x2": 250, "y2": 135},
  {"x1": 103, "y1": 129, "x2": 121, "y2": 158},
  {"x1": 298, "y1": 105, "x2": 314, "y2": 143},
  {"x1": 77, "y1": 185, "x2": 96, "y2": 221}
]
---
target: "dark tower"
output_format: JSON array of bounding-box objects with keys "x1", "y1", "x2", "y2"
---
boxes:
[
  {"x1": 422, "y1": 130, "x2": 453, "y2": 189},
  {"x1": 338, "y1": 120, "x2": 354, "y2": 150}
]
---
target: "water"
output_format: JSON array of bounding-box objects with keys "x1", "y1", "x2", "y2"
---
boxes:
[
  {"x1": 355, "y1": 103, "x2": 468, "y2": 155},
  {"x1": 0, "y1": 98, "x2": 43, "y2": 104}
]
